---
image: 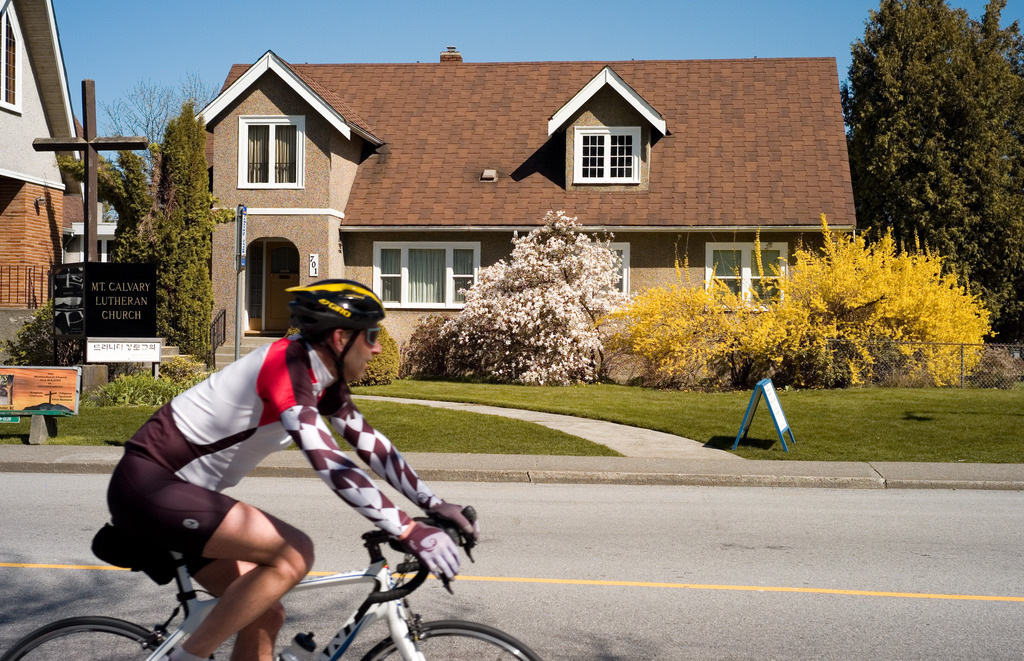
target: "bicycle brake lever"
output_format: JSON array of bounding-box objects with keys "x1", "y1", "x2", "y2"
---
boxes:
[{"x1": 440, "y1": 575, "x2": 454, "y2": 595}]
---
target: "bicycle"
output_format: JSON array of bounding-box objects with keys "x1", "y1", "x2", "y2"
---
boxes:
[{"x1": 0, "y1": 508, "x2": 541, "y2": 661}]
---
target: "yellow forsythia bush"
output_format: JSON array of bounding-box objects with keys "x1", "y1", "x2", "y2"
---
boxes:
[{"x1": 608, "y1": 216, "x2": 991, "y2": 389}]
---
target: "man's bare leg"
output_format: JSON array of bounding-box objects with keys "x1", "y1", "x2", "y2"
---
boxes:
[
  {"x1": 192, "y1": 559, "x2": 287, "y2": 661},
  {"x1": 177, "y1": 502, "x2": 314, "y2": 660}
]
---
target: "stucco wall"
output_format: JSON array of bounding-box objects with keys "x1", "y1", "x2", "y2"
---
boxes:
[
  {"x1": 336, "y1": 229, "x2": 819, "y2": 349},
  {"x1": 0, "y1": 33, "x2": 63, "y2": 186}
]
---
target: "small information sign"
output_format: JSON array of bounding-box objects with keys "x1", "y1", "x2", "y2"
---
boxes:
[
  {"x1": 0, "y1": 416, "x2": 20, "y2": 423},
  {"x1": 87, "y1": 338, "x2": 163, "y2": 363},
  {"x1": 0, "y1": 366, "x2": 82, "y2": 416},
  {"x1": 733, "y1": 378, "x2": 796, "y2": 452}
]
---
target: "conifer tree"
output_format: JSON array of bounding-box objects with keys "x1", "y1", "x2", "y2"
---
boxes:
[
  {"x1": 104, "y1": 149, "x2": 156, "y2": 264},
  {"x1": 842, "y1": 0, "x2": 1024, "y2": 342},
  {"x1": 153, "y1": 102, "x2": 214, "y2": 359}
]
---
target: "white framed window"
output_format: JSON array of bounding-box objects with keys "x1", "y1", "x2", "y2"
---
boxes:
[
  {"x1": 238, "y1": 116, "x2": 304, "y2": 188},
  {"x1": 573, "y1": 127, "x2": 641, "y2": 184},
  {"x1": 373, "y1": 242, "x2": 480, "y2": 309},
  {"x1": 705, "y1": 242, "x2": 788, "y2": 300},
  {"x1": 609, "y1": 242, "x2": 630, "y2": 294},
  {"x1": 1, "y1": 6, "x2": 21, "y2": 112}
]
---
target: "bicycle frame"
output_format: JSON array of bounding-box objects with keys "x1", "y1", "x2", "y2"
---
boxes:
[{"x1": 146, "y1": 554, "x2": 427, "y2": 661}]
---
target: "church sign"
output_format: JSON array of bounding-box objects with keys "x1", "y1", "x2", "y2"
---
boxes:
[{"x1": 53, "y1": 263, "x2": 157, "y2": 338}]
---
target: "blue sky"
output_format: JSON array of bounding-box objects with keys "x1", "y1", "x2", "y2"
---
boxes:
[{"x1": 51, "y1": 0, "x2": 1019, "y2": 134}]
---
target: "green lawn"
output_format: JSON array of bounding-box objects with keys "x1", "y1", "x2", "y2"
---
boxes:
[
  {"x1": 354, "y1": 380, "x2": 1024, "y2": 463},
  {"x1": 2, "y1": 381, "x2": 1021, "y2": 462},
  {"x1": 0, "y1": 400, "x2": 620, "y2": 457}
]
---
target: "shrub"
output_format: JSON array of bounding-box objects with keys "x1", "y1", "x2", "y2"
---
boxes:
[
  {"x1": 159, "y1": 354, "x2": 209, "y2": 386},
  {"x1": 86, "y1": 355, "x2": 209, "y2": 407},
  {"x1": 87, "y1": 374, "x2": 189, "y2": 407},
  {"x1": 352, "y1": 325, "x2": 399, "y2": 386},
  {"x1": 401, "y1": 314, "x2": 458, "y2": 378},
  {"x1": 1, "y1": 301, "x2": 85, "y2": 366},
  {"x1": 608, "y1": 217, "x2": 992, "y2": 389},
  {"x1": 966, "y1": 348, "x2": 1024, "y2": 390}
]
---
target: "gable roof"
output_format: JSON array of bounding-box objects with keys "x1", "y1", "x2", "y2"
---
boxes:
[
  {"x1": 548, "y1": 66, "x2": 666, "y2": 137},
  {"x1": 199, "y1": 50, "x2": 382, "y2": 146},
  {"x1": 9, "y1": 0, "x2": 73, "y2": 140},
  {"x1": 220, "y1": 57, "x2": 854, "y2": 230}
]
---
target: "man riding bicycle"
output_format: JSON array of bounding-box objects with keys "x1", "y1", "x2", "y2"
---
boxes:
[{"x1": 105, "y1": 279, "x2": 477, "y2": 661}]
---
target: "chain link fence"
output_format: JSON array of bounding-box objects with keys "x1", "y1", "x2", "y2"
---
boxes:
[{"x1": 825, "y1": 340, "x2": 1024, "y2": 389}]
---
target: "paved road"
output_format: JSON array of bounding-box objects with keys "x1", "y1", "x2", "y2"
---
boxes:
[{"x1": 2, "y1": 474, "x2": 1023, "y2": 659}]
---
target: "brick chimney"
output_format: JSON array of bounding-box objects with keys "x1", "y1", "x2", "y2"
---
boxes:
[{"x1": 440, "y1": 46, "x2": 463, "y2": 63}]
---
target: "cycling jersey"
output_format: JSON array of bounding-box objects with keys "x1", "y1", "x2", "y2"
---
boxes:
[{"x1": 125, "y1": 335, "x2": 440, "y2": 537}]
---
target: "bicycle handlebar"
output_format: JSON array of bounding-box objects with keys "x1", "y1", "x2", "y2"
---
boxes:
[{"x1": 360, "y1": 505, "x2": 477, "y2": 603}]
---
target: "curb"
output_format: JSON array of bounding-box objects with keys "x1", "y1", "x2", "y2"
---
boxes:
[{"x1": 2, "y1": 449, "x2": 1023, "y2": 490}]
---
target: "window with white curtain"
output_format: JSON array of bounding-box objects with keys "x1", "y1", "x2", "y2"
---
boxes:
[
  {"x1": 374, "y1": 242, "x2": 480, "y2": 308},
  {"x1": 1, "y1": 5, "x2": 20, "y2": 111},
  {"x1": 608, "y1": 242, "x2": 630, "y2": 294},
  {"x1": 238, "y1": 116, "x2": 304, "y2": 188},
  {"x1": 705, "y1": 242, "x2": 787, "y2": 301}
]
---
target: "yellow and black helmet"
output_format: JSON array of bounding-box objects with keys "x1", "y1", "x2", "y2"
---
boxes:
[{"x1": 286, "y1": 279, "x2": 385, "y2": 336}]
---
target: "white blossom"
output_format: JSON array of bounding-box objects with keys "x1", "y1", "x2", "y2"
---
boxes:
[{"x1": 438, "y1": 210, "x2": 627, "y2": 385}]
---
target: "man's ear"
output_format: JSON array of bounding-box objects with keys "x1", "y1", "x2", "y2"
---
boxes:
[{"x1": 333, "y1": 328, "x2": 351, "y2": 350}]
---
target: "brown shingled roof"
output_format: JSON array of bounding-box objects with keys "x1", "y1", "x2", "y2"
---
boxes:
[{"x1": 224, "y1": 57, "x2": 854, "y2": 229}]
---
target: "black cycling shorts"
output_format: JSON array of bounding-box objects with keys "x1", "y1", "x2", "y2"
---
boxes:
[{"x1": 107, "y1": 450, "x2": 237, "y2": 559}]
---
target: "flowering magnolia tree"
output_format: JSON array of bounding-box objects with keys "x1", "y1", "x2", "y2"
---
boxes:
[{"x1": 406, "y1": 211, "x2": 625, "y2": 385}]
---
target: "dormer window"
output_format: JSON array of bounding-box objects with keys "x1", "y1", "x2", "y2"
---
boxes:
[
  {"x1": 238, "y1": 116, "x2": 304, "y2": 189},
  {"x1": 573, "y1": 127, "x2": 640, "y2": 184}
]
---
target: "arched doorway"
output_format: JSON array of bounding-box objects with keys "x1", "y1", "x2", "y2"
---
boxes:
[{"x1": 246, "y1": 238, "x2": 299, "y2": 333}]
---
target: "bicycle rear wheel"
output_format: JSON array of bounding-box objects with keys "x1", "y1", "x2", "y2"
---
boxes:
[
  {"x1": 0, "y1": 616, "x2": 157, "y2": 661},
  {"x1": 360, "y1": 619, "x2": 541, "y2": 660}
]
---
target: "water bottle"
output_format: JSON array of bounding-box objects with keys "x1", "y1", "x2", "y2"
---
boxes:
[{"x1": 278, "y1": 632, "x2": 316, "y2": 661}]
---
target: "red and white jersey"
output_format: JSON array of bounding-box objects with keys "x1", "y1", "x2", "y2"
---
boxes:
[{"x1": 126, "y1": 336, "x2": 438, "y2": 536}]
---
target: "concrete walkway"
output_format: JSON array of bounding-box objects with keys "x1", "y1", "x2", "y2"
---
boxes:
[{"x1": 353, "y1": 395, "x2": 740, "y2": 460}]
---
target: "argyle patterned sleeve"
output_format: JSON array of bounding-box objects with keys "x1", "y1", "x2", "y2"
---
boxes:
[
  {"x1": 327, "y1": 401, "x2": 442, "y2": 511},
  {"x1": 280, "y1": 404, "x2": 413, "y2": 537}
]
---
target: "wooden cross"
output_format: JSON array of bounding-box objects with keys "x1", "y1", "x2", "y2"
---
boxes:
[{"x1": 32, "y1": 80, "x2": 148, "y2": 262}]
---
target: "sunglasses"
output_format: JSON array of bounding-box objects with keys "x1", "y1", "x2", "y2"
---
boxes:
[{"x1": 364, "y1": 327, "x2": 381, "y2": 347}]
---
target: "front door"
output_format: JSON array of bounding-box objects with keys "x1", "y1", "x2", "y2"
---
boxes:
[{"x1": 264, "y1": 242, "x2": 299, "y2": 331}]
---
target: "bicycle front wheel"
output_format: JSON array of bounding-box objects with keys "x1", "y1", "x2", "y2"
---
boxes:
[
  {"x1": 0, "y1": 616, "x2": 157, "y2": 661},
  {"x1": 361, "y1": 619, "x2": 541, "y2": 660}
]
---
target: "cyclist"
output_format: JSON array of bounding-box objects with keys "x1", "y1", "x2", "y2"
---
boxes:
[{"x1": 105, "y1": 279, "x2": 477, "y2": 661}]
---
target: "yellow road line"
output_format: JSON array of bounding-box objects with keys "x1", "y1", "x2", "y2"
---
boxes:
[
  {"x1": 1, "y1": 562, "x2": 128, "y2": 571},
  {"x1": 3, "y1": 563, "x2": 1022, "y2": 603}
]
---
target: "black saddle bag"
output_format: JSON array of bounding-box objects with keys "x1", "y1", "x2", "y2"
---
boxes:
[{"x1": 91, "y1": 523, "x2": 178, "y2": 585}]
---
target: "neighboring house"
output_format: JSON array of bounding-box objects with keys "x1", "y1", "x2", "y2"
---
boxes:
[
  {"x1": 0, "y1": 0, "x2": 76, "y2": 310},
  {"x1": 61, "y1": 194, "x2": 114, "y2": 263},
  {"x1": 199, "y1": 48, "x2": 854, "y2": 344}
]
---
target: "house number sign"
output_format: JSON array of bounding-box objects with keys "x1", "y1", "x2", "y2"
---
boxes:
[{"x1": 309, "y1": 253, "x2": 319, "y2": 277}]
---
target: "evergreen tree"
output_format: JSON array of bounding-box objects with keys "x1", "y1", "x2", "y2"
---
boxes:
[
  {"x1": 842, "y1": 0, "x2": 1024, "y2": 342},
  {"x1": 103, "y1": 149, "x2": 157, "y2": 263},
  {"x1": 153, "y1": 101, "x2": 215, "y2": 359}
]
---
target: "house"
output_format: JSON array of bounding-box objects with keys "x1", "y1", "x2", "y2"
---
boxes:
[
  {"x1": 0, "y1": 0, "x2": 76, "y2": 312},
  {"x1": 61, "y1": 194, "x2": 115, "y2": 263},
  {"x1": 199, "y1": 48, "x2": 854, "y2": 345}
]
